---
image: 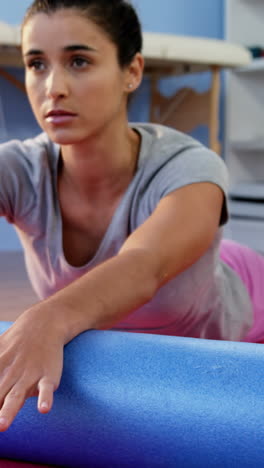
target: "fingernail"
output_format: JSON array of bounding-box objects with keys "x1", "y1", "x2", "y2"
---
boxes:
[
  {"x1": 0, "y1": 417, "x2": 7, "y2": 426},
  {"x1": 40, "y1": 402, "x2": 49, "y2": 409}
]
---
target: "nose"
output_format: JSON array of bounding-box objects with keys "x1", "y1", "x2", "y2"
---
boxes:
[{"x1": 45, "y1": 67, "x2": 69, "y2": 99}]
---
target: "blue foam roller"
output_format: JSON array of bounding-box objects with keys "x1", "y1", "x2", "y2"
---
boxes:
[{"x1": 0, "y1": 321, "x2": 263, "y2": 467}]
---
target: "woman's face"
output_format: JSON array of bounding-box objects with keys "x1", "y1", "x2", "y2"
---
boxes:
[{"x1": 22, "y1": 9, "x2": 142, "y2": 145}]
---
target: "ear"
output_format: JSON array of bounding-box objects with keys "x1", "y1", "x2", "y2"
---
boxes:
[{"x1": 124, "y1": 53, "x2": 144, "y2": 93}]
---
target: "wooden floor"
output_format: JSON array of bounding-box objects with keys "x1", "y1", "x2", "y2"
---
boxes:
[{"x1": 0, "y1": 251, "x2": 38, "y2": 321}]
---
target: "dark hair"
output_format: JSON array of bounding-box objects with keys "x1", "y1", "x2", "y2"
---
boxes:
[{"x1": 22, "y1": 0, "x2": 143, "y2": 68}]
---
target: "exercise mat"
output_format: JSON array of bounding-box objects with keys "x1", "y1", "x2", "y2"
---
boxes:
[{"x1": 0, "y1": 321, "x2": 263, "y2": 467}]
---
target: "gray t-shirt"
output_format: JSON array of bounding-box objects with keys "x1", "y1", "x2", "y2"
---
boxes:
[{"x1": 0, "y1": 123, "x2": 253, "y2": 340}]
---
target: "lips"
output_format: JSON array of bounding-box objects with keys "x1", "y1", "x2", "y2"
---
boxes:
[
  {"x1": 45, "y1": 109, "x2": 77, "y2": 118},
  {"x1": 44, "y1": 109, "x2": 78, "y2": 125}
]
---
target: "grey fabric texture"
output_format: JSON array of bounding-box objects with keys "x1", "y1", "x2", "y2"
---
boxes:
[{"x1": 0, "y1": 123, "x2": 253, "y2": 340}]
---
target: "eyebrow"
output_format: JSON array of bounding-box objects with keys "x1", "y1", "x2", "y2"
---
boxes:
[{"x1": 23, "y1": 44, "x2": 97, "y2": 57}]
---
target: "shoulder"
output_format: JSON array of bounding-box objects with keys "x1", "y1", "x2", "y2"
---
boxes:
[
  {"x1": 132, "y1": 122, "x2": 226, "y2": 167},
  {"x1": 131, "y1": 122, "x2": 200, "y2": 161},
  {"x1": 131, "y1": 123, "x2": 229, "y2": 191},
  {"x1": 0, "y1": 133, "x2": 59, "y2": 221},
  {"x1": 0, "y1": 132, "x2": 59, "y2": 174}
]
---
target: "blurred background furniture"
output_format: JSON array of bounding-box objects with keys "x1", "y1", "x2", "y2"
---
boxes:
[
  {"x1": 143, "y1": 32, "x2": 250, "y2": 154},
  {"x1": 0, "y1": 22, "x2": 251, "y2": 154},
  {"x1": 224, "y1": 0, "x2": 264, "y2": 254}
]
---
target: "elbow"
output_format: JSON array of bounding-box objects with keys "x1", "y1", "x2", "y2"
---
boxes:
[{"x1": 121, "y1": 247, "x2": 164, "y2": 302}]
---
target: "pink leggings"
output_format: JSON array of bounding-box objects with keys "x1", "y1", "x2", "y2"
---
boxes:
[{"x1": 220, "y1": 239, "x2": 264, "y2": 343}]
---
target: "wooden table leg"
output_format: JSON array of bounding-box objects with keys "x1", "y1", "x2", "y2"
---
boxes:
[{"x1": 209, "y1": 66, "x2": 221, "y2": 154}]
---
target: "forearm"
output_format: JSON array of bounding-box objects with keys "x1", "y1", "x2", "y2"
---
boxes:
[{"x1": 34, "y1": 248, "x2": 159, "y2": 344}]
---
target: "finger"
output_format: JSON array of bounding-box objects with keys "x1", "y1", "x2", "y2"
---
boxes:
[
  {"x1": 0, "y1": 365, "x2": 22, "y2": 410},
  {"x1": 0, "y1": 385, "x2": 26, "y2": 431},
  {"x1": 37, "y1": 378, "x2": 55, "y2": 414}
]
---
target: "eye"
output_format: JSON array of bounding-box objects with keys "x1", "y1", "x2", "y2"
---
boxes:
[
  {"x1": 26, "y1": 59, "x2": 46, "y2": 71},
  {"x1": 71, "y1": 56, "x2": 90, "y2": 69}
]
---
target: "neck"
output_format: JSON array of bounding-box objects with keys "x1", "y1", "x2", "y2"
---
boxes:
[{"x1": 59, "y1": 125, "x2": 140, "y2": 201}]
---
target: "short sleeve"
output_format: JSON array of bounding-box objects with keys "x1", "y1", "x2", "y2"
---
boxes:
[
  {"x1": 142, "y1": 144, "x2": 229, "y2": 226},
  {"x1": 0, "y1": 139, "x2": 36, "y2": 223}
]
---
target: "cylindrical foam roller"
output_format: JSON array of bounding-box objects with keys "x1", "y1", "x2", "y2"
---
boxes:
[{"x1": 0, "y1": 321, "x2": 263, "y2": 467}]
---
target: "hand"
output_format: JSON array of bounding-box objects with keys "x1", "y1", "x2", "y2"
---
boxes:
[{"x1": 0, "y1": 306, "x2": 65, "y2": 431}]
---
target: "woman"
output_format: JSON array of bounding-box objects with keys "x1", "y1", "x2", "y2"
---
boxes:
[{"x1": 0, "y1": 0, "x2": 263, "y2": 431}]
